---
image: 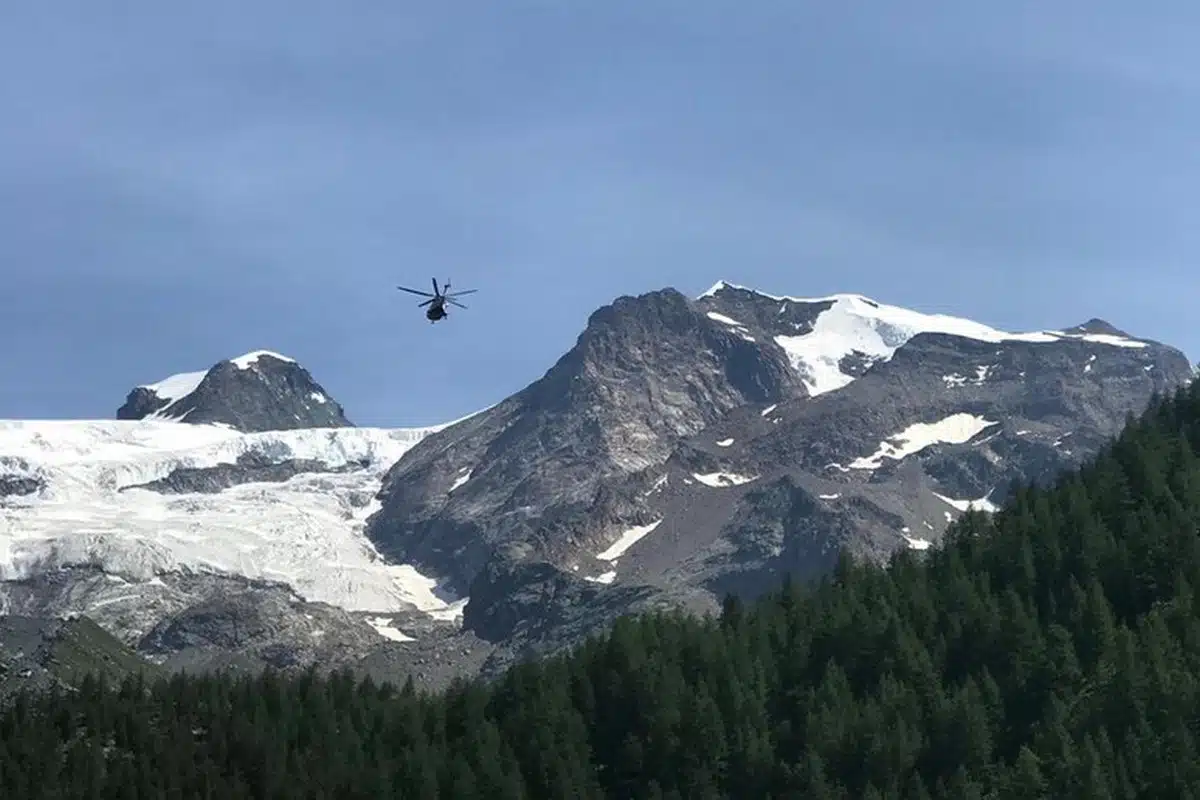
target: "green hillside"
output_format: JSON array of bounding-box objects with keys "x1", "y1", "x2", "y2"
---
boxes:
[{"x1": 4, "y1": 380, "x2": 1200, "y2": 797}]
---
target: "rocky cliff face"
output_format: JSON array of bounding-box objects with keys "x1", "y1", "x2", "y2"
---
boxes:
[
  {"x1": 117, "y1": 350, "x2": 351, "y2": 432},
  {"x1": 366, "y1": 288, "x2": 808, "y2": 596}
]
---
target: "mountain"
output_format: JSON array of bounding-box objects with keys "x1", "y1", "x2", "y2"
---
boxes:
[
  {"x1": 365, "y1": 282, "x2": 1194, "y2": 672},
  {"x1": 3, "y1": 352, "x2": 485, "y2": 688},
  {"x1": 1, "y1": 285, "x2": 1194, "y2": 687},
  {"x1": 116, "y1": 349, "x2": 351, "y2": 432}
]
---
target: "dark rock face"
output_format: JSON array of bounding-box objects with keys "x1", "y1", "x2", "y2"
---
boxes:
[
  {"x1": 367, "y1": 288, "x2": 808, "y2": 595},
  {"x1": 138, "y1": 587, "x2": 380, "y2": 670},
  {"x1": 122, "y1": 452, "x2": 371, "y2": 494},
  {"x1": 117, "y1": 351, "x2": 352, "y2": 433},
  {"x1": 0, "y1": 475, "x2": 42, "y2": 497},
  {"x1": 117, "y1": 387, "x2": 171, "y2": 420},
  {"x1": 459, "y1": 555, "x2": 685, "y2": 679},
  {"x1": 0, "y1": 457, "x2": 42, "y2": 499},
  {"x1": 462, "y1": 557, "x2": 660, "y2": 644},
  {"x1": 697, "y1": 477, "x2": 862, "y2": 602}
]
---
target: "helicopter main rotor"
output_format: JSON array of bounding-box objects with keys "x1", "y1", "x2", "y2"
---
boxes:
[{"x1": 396, "y1": 278, "x2": 478, "y2": 310}]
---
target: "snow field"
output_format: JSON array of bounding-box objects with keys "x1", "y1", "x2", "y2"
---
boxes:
[{"x1": 0, "y1": 419, "x2": 464, "y2": 620}]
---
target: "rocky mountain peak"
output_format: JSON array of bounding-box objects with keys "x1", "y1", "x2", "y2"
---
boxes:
[
  {"x1": 116, "y1": 350, "x2": 352, "y2": 432},
  {"x1": 580, "y1": 287, "x2": 694, "y2": 335},
  {"x1": 1062, "y1": 318, "x2": 1132, "y2": 338},
  {"x1": 522, "y1": 286, "x2": 805, "y2": 414},
  {"x1": 367, "y1": 286, "x2": 808, "y2": 593}
]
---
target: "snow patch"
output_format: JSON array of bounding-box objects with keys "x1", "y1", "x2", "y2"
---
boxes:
[
  {"x1": 693, "y1": 472, "x2": 757, "y2": 487},
  {"x1": 933, "y1": 490, "x2": 1000, "y2": 513},
  {"x1": 230, "y1": 350, "x2": 296, "y2": 370},
  {"x1": 848, "y1": 414, "x2": 999, "y2": 470},
  {"x1": 449, "y1": 467, "x2": 471, "y2": 492},
  {"x1": 760, "y1": 404, "x2": 777, "y2": 417},
  {"x1": 706, "y1": 311, "x2": 745, "y2": 327},
  {"x1": 366, "y1": 616, "x2": 414, "y2": 642},
  {"x1": 715, "y1": 438, "x2": 734, "y2": 447},
  {"x1": 903, "y1": 535, "x2": 932, "y2": 550},
  {"x1": 596, "y1": 519, "x2": 662, "y2": 562},
  {"x1": 1076, "y1": 333, "x2": 1146, "y2": 348},
  {"x1": 141, "y1": 370, "x2": 207, "y2": 405},
  {"x1": 818, "y1": 493, "x2": 840, "y2": 500},
  {"x1": 584, "y1": 571, "x2": 616, "y2": 584},
  {"x1": 310, "y1": 392, "x2": 327, "y2": 404}
]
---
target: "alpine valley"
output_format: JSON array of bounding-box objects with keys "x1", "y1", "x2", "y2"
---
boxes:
[{"x1": 2, "y1": 283, "x2": 1195, "y2": 691}]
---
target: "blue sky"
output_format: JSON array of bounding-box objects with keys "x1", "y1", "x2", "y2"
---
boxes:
[{"x1": 2, "y1": 2, "x2": 1197, "y2": 426}]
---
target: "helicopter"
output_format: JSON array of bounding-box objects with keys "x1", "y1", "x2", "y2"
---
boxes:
[{"x1": 396, "y1": 278, "x2": 477, "y2": 322}]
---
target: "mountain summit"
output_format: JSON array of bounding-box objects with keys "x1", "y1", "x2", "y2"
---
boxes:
[{"x1": 116, "y1": 350, "x2": 352, "y2": 432}]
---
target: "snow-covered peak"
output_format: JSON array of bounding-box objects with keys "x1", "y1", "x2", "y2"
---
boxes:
[
  {"x1": 119, "y1": 350, "x2": 351, "y2": 432},
  {"x1": 138, "y1": 369, "x2": 207, "y2": 407},
  {"x1": 230, "y1": 350, "x2": 296, "y2": 370},
  {"x1": 699, "y1": 281, "x2": 1149, "y2": 396}
]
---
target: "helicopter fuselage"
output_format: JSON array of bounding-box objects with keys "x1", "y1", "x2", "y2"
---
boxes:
[{"x1": 425, "y1": 301, "x2": 447, "y2": 321}]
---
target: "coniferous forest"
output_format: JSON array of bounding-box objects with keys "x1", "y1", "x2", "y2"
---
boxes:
[{"x1": 6, "y1": 381, "x2": 1200, "y2": 797}]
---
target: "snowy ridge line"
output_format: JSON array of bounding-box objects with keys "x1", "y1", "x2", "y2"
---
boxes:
[
  {"x1": 698, "y1": 282, "x2": 1148, "y2": 397},
  {"x1": 230, "y1": 350, "x2": 295, "y2": 369}
]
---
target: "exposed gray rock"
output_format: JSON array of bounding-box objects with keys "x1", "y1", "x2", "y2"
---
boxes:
[
  {"x1": 460, "y1": 555, "x2": 701, "y2": 679},
  {"x1": 692, "y1": 477, "x2": 865, "y2": 601},
  {"x1": 462, "y1": 557, "x2": 660, "y2": 643},
  {"x1": 140, "y1": 588, "x2": 385, "y2": 670},
  {"x1": 117, "y1": 351, "x2": 352, "y2": 432},
  {"x1": 367, "y1": 287, "x2": 807, "y2": 595},
  {"x1": 117, "y1": 386, "x2": 172, "y2": 420},
  {"x1": 122, "y1": 451, "x2": 371, "y2": 494},
  {"x1": 0, "y1": 475, "x2": 41, "y2": 497}
]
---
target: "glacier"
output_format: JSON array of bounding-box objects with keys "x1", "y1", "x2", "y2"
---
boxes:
[{"x1": 0, "y1": 418, "x2": 465, "y2": 620}]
